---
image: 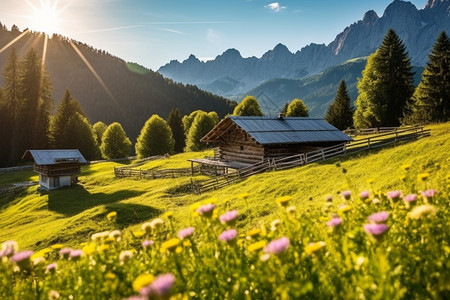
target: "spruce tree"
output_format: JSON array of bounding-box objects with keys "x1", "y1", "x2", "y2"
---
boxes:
[
  {"x1": 135, "y1": 115, "x2": 174, "y2": 158},
  {"x1": 167, "y1": 108, "x2": 185, "y2": 153},
  {"x1": 100, "y1": 122, "x2": 132, "y2": 159},
  {"x1": 405, "y1": 31, "x2": 450, "y2": 124},
  {"x1": 233, "y1": 96, "x2": 264, "y2": 116},
  {"x1": 325, "y1": 80, "x2": 355, "y2": 130},
  {"x1": 185, "y1": 111, "x2": 216, "y2": 152},
  {"x1": 285, "y1": 99, "x2": 309, "y2": 117},
  {"x1": 354, "y1": 29, "x2": 415, "y2": 128}
]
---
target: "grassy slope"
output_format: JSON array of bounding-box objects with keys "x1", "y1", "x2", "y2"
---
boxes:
[{"x1": 0, "y1": 124, "x2": 448, "y2": 250}]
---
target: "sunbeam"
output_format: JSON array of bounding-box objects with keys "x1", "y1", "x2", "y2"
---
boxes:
[
  {"x1": 41, "y1": 33, "x2": 48, "y2": 71},
  {"x1": 0, "y1": 29, "x2": 29, "y2": 54}
]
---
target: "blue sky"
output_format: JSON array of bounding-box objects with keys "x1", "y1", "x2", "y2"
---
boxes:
[{"x1": 0, "y1": 0, "x2": 428, "y2": 70}]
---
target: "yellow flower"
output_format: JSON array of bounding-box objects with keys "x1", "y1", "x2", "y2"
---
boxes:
[
  {"x1": 141, "y1": 222, "x2": 153, "y2": 234},
  {"x1": 247, "y1": 228, "x2": 261, "y2": 239},
  {"x1": 83, "y1": 243, "x2": 96, "y2": 256},
  {"x1": 338, "y1": 204, "x2": 352, "y2": 214},
  {"x1": 106, "y1": 211, "x2": 117, "y2": 222},
  {"x1": 163, "y1": 211, "x2": 174, "y2": 219},
  {"x1": 304, "y1": 241, "x2": 326, "y2": 255},
  {"x1": 399, "y1": 175, "x2": 406, "y2": 182},
  {"x1": 133, "y1": 231, "x2": 146, "y2": 238},
  {"x1": 133, "y1": 273, "x2": 154, "y2": 292},
  {"x1": 106, "y1": 272, "x2": 116, "y2": 280},
  {"x1": 417, "y1": 173, "x2": 430, "y2": 181},
  {"x1": 161, "y1": 238, "x2": 181, "y2": 252},
  {"x1": 276, "y1": 196, "x2": 291, "y2": 207},
  {"x1": 248, "y1": 241, "x2": 266, "y2": 253},
  {"x1": 238, "y1": 192, "x2": 250, "y2": 200},
  {"x1": 98, "y1": 244, "x2": 109, "y2": 252},
  {"x1": 50, "y1": 244, "x2": 64, "y2": 250},
  {"x1": 401, "y1": 164, "x2": 411, "y2": 171},
  {"x1": 366, "y1": 179, "x2": 374, "y2": 185},
  {"x1": 410, "y1": 205, "x2": 437, "y2": 219}
]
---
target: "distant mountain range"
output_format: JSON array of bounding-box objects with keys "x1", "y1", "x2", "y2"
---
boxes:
[
  {"x1": 0, "y1": 28, "x2": 235, "y2": 142},
  {"x1": 158, "y1": 0, "x2": 450, "y2": 115}
]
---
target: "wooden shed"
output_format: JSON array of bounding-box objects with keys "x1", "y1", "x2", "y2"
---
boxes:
[
  {"x1": 200, "y1": 116, "x2": 353, "y2": 164},
  {"x1": 22, "y1": 149, "x2": 87, "y2": 190}
]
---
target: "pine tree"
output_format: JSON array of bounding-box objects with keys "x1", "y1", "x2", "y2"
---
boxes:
[
  {"x1": 325, "y1": 80, "x2": 355, "y2": 130},
  {"x1": 135, "y1": 115, "x2": 174, "y2": 158},
  {"x1": 354, "y1": 29, "x2": 415, "y2": 128},
  {"x1": 167, "y1": 108, "x2": 185, "y2": 153},
  {"x1": 285, "y1": 99, "x2": 309, "y2": 117},
  {"x1": 51, "y1": 89, "x2": 84, "y2": 148},
  {"x1": 93, "y1": 121, "x2": 108, "y2": 146},
  {"x1": 233, "y1": 96, "x2": 264, "y2": 116},
  {"x1": 100, "y1": 122, "x2": 132, "y2": 159},
  {"x1": 185, "y1": 111, "x2": 216, "y2": 151},
  {"x1": 405, "y1": 31, "x2": 450, "y2": 124}
]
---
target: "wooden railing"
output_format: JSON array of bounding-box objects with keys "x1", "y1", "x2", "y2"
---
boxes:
[
  {"x1": 191, "y1": 126, "x2": 430, "y2": 193},
  {"x1": 115, "y1": 165, "x2": 201, "y2": 179}
]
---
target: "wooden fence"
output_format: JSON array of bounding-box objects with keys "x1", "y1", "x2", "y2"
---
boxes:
[
  {"x1": 115, "y1": 165, "x2": 201, "y2": 179},
  {"x1": 191, "y1": 126, "x2": 430, "y2": 193}
]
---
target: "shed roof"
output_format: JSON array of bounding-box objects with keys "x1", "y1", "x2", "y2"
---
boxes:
[
  {"x1": 202, "y1": 116, "x2": 353, "y2": 145},
  {"x1": 22, "y1": 150, "x2": 87, "y2": 165}
]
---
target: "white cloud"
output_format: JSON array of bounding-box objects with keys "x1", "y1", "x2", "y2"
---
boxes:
[
  {"x1": 265, "y1": 2, "x2": 286, "y2": 12},
  {"x1": 206, "y1": 28, "x2": 219, "y2": 43}
]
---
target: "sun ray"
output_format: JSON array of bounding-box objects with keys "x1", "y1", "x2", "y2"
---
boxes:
[
  {"x1": 41, "y1": 33, "x2": 48, "y2": 71},
  {"x1": 0, "y1": 29, "x2": 29, "y2": 54}
]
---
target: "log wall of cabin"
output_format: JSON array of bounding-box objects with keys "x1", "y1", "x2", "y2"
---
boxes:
[
  {"x1": 216, "y1": 125, "x2": 264, "y2": 164},
  {"x1": 34, "y1": 164, "x2": 81, "y2": 177}
]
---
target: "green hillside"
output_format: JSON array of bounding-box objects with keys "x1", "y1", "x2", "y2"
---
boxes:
[{"x1": 1, "y1": 123, "x2": 448, "y2": 250}]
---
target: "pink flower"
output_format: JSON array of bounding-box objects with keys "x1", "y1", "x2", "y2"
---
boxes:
[
  {"x1": 219, "y1": 229, "x2": 238, "y2": 244},
  {"x1": 140, "y1": 273, "x2": 176, "y2": 297},
  {"x1": 367, "y1": 211, "x2": 389, "y2": 224},
  {"x1": 46, "y1": 263, "x2": 57, "y2": 273},
  {"x1": 177, "y1": 227, "x2": 195, "y2": 240},
  {"x1": 364, "y1": 223, "x2": 388, "y2": 236},
  {"x1": 10, "y1": 250, "x2": 33, "y2": 270},
  {"x1": 404, "y1": 194, "x2": 418, "y2": 202},
  {"x1": 219, "y1": 210, "x2": 238, "y2": 225},
  {"x1": 326, "y1": 217, "x2": 343, "y2": 227},
  {"x1": 196, "y1": 204, "x2": 216, "y2": 217},
  {"x1": 142, "y1": 240, "x2": 154, "y2": 248},
  {"x1": 69, "y1": 249, "x2": 83, "y2": 260},
  {"x1": 264, "y1": 237, "x2": 290, "y2": 255},
  {"x1": 59, "y1": 248, "x2": 73, "y2": 259},
  {"x1": 341, "y1": 190, "x2": 351, "y2": 200},
  {"x1": 421, "y1": 189, "x2": 437, "y2": 202},
  {"x1": 360, "y1": 191, "x2": 370, "y2": 200},
  {"x1": 387, "y1": 190, "x2": 402, "y2": 201}
]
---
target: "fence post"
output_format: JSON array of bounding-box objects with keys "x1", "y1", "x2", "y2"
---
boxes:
[{"x1": 321, "y1": 150, "x2": 325, "y2": 160}]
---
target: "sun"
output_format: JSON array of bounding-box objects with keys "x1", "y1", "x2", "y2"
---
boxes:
[{"x1": 27, "y1": 0, "x2": 62, "y2": 37}]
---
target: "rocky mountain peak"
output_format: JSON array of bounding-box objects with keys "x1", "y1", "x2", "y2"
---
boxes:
[
  {"x1": 363, "y1": 10, "x2": 379, "y2": 25},
  {"x1": 424, "y1": 0, "x2": 449, "y2": 9},
  {"x1": 261, "y1": 43, "x2": 291, "y2": 61},
  {"x1": 383, "y1": 0, "x2": 418, "y2": 18}
]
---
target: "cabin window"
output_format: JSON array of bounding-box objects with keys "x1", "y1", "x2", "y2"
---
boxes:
[{"x1": 240, "y1": 146, "x2": 244, "y2": 151}]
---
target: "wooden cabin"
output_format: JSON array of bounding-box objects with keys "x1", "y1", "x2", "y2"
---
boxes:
[
  {"x1": 22, "y1": 149, "x2": 87, "y2": 190},
  {"x1": 201, "y1": 116, "x2": 353, "y2": 165}
]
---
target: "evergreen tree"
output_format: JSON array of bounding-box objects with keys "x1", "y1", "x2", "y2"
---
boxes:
[
  {"x1": 285, "y1": 99, "x2": 309, "y2": 117},
  {"x1": 354, "y1": 29, "x2": 415, "y2": 128},
  {"x1": 135, "y1": 115, "x2": 174, "y2": 158},
  {"x1": 233, "y1": 96, "x2": 264, "y2": 116},
  {"x1": 93, "y1": 121, "x2": 108, "y2": 146},
  {"x1": 100, "y1": 122, "x2": 132, "y2": 159},
  {"x1": 185, "y1": 111, "x2": 216, "y2": 152},
  {"x1": 405, "y1": 31, "x2": 450, "y2": 124},
  {"x1": 0, "y1": 89, "x2": 12, "y2": 166},
  {"x1": 51, "y1": 89, "x2": 84, "y2": 148},
  {"x1": 167, "y1": 108, "x2": 185, "y2": 153},
  {"x1": 325, "y1": 80, "x2": 355, "y2": 130},
  {"x1": 64, "y1": 113, "x2": 101, "y2": 160},
  {"x1": 281, "y1": 102, "x2": 289, "y2": 116}
]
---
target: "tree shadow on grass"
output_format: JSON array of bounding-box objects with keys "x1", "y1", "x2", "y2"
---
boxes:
[
  {"x1": 47, "y1": 184, "x2": 146, "y2": 216},
  {"x1": 104, "y1": 203, "x2": 162, "y2": 228}
]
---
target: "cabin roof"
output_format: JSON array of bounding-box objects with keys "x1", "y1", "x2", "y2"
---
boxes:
[
  {"x1": 202, "y1": 116, "x2": 353, "y2": 145},
  {"x1": 22, "y1": 149, "x2": 87, "y2": 165}
]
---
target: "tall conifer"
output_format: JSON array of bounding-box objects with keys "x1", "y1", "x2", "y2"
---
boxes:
[
  {"x1": 325, "y1": 80, "x2": 354, "y2": 130},
  {"x1": 167, "y1": 108, "x2": 185, "y2": 153}
]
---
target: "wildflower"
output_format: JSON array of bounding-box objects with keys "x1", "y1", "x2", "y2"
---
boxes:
[
  {"x1": 105, "y1": 272, "x2": 116, "y2": 280},
  {"x1": 264, "y1": 237, "x2": 290, "y2": 255},
  {"x1": 142, "y1": 240, "x2": 154, "y2": 248},
  {"x1": 247, "y1": 228, "x2": 261, "y2": 239},
  {"x1": 387, "y1": 190, "x2": 402, "y2": 202},
  {"x1": 276, "y1": 196, "x2": 291, "y2": 207},
  {"x1": 141, "y1": 222, "x2": 152, "y2": 234},
  {"x1": 325, "y1": 195, "x2": 333, "y2": 202},
  {"x1": 286, "y1": 206, "x2": 296, "y2": 214},
  {"x1": 360, "y1": 191, "x2": 370, "y2": 200},
  {"x1": 421, "y1": 189, "x2": 438, "y2": 203},
  {"x1": 109, "y1": 230, "x2": 122, "y2": 241},
  {"x1": 399, "y1": 175, "x2": 407, "y2": 182},
  {"x1": 401, "y1": 164, "x2": 411, "y2": 171},
  {"x1": 46, "y1": 263, "x2": 57, "y2": 274},
  {"x1": 106, "y1": 211, "x2": 117, "y2": 222},
  {"x1": 1, "y1": 240, "x2": 18, "y2": 258},
  {"x1": 219, "y1": 210, "x2": 238, "y2": 226},
  {"x1": 50, "y1": 244, "x2": 64, "y2": 251},
  {"x1": 91, "y1": 231, "x2": 110, "y2": 242},
  {"x1": 48, "y1": 290, "x2": 60, "y2": 299},
  {"x1": 338, "y1": 204, "x2": 352, "y2": 214},
  {"x1": 363, "y1": 224, "x2": 388, "y2": 236},
  {"x1": 10, "y1": 250, "x2": 33, "y2": 270},
  {"x1": 98, "y1": 245, "x2": 109, "y2": 252},
  {"x1": 33, "y1": 256, "x2": 46, "y2": 268},
  {"x1": 133, "y1": 273, "x2": 154, "y2": 292},
  {"x1": 248, "y1": 241, "x2": 267, "y2": 253},
  {"x1": 327, "y1": 216, "x2": 343, "y2": 228},
  {"x1": 239, "y1": 192, "x2": 250, "y2": 199},
  {"x1": 150, "y1": 218, "x2": 164, "y2": 231},
  {"x1": 366, "y1": 178, "x2": 374, "y2": 185},
  {"x1": 410, "y1": 205, "x2": 437, "y2": 219},
  {"x1": 196, "y1": 203, "x2": 216, "y2": 218},
  {"x1": 403, "y1": 194, "x2": 417, "y2": 208},
  {"x1": 341, "y1": 190, "x2": 351, "y2": 200},
  {"x1": 219, "y1": 229, "x2": 238, "y2": 244},
  {"x1": 161, "y1": 239, "x2": 181, "y2": 252},
  {"x1": 304, "y1": 241, "x2": 326, "y2": 255},
  {"x1": 163, "y1": 211, "x2": 174, "y2": 219},
  {"x1": 82, "y1": 243, "x2": 96, "y2": 256},
  {"x1": 417, "y1": 172, "x2": 430, "y2": 181},
  {"x1": 59, "y1": 248, "x2": 72, "y2": 259},
  {"x1": 133, "y1": 231, "x2": 146, "y2": 238},
  {"x1": 69, "y1": 249, "x2": 83, "y2": 261},
  {"x1": 271, "y1": 219, "x2": 281, "y2": 231},
  {"x1": 372, "y1": 198, "x2": 381, "y2": 204},
  {"x1": 367, "y1": 211, "x2": 389, "y2": 224},
  {"x1": 119, "y1": 250, "x2": 133, "y2": 263},
  {"x1": 177, "y1": 227, "x2": 195, "y2": 240},
  {"x1": 141, "y1": 273, "x2": 176, "y2": 297}
]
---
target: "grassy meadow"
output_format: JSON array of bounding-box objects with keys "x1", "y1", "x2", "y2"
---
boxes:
[{"x1": 0, "y1": 123, "x2": 449, "y2": 299}]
